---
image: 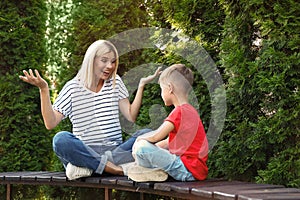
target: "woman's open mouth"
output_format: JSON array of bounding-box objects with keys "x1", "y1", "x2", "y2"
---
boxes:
[{"x1": 103, "y1": 71, "x2": 111, "y2": 78}]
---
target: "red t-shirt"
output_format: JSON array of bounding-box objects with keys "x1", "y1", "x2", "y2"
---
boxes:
[{"x1": 165, "y1": 104, "x2": 208, "y2": 180}]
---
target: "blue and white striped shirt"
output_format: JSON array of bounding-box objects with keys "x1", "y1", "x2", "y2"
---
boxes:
[{"x1": 53, "y1": 75, "x2": 129, "y2": 145}]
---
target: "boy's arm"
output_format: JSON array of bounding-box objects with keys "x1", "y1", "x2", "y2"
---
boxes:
[
  {"x1": 155, "y1": 137, "x2": 169, "y2": 149},
  {"x1": 138, "y1": 121, "x2": 174, "y2": 143}
]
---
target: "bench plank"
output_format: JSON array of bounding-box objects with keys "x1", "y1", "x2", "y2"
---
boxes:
[
  {"x1": 100, "y1": 176, "x2": 120, "y2": 185},
  {"x1": 20, "y1": 171, "x2": 54, "y2": 181},
  {"x1": 212, "y1": 183, "x2": 284, "y2": 200},
  {"x1": 50, "y1": 172, "x2": 68, "y2": 182},
  {"x1": 237, "y1": 187, "x2": 300, "y2": 200},
  {"x1": 191, "y1": 181, "x2": 281, "y2": 199},
  {"x1": 2, "y1": 171, "x2": 33, "y2": 181},
  {"x1": 238, "y1": 193, "x2": 300, "y2": 200},
  {"x1": 82, "y1": 177, "x2": 101, "y2": 184},
  {"x1": 135, "y1": 182, "x2": 154, "y2": 190},
  {"x1": 0, "y1": 171, "x2": 299, "y2": 200},
  {"x1": 116, "y1": 176, "x2": 134, "y2": 187},
  {"x1": 36, "y1": 172, "x2": 62, "y2": 182}
]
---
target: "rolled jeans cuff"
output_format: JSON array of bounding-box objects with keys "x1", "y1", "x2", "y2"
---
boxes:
[{"x1": 96, "y1": 154, "x2": 108, "y2": 174}]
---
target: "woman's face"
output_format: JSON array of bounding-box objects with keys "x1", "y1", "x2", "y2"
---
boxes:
[{"x1": 93, "y1": 51, "x2": 116, "y2": 80}]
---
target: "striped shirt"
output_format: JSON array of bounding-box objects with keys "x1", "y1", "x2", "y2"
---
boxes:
[{"x1": 53, "y1": 75, "x2": 129, "y2": 145}]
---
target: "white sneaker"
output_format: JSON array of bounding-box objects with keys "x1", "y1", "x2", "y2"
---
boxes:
[
  {"x1": 66, "y1": 163, "x2": 93, "y2": 180},
  {"x1": 127, "y1": 164, "x2": 168, "y2": 182},
  {"x1": 120, "y1": 162, "x2": 136, "y2": 176}
]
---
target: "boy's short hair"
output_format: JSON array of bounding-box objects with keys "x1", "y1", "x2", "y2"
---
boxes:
[{"x1": 159, "y1": 64, "x2": 194, "y2": 93}]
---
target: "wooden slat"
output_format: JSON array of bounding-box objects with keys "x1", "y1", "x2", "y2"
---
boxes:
[
  {"x1": 19, "y1": 171, "x2": 60, "y2": 181},
  {"x1": 82, "y1": 177, "x2": 101, "y2": 184},
  {"x1": 238, "y1": 193, "x2": 300, "y2": 200},
  {"x1": 238, "y1": 187, "x2": 300, "y2": 195},
  {"x1": 212, "y1": 183, "x2": 284, "y2": 200},
  {"x1": 135, "y1": 182, "x2": 154, "y2": 189},
  {"x1": 191, "y1": 181, "x2": 261, "y2": 199},
  {"x1": 116, "y1": 176, "x2": 134, "y2": 187},
  {"x1": 35, "y1": 172, "x2": 62, "y2": 182},
  {"x1": 238, "y1": 187, "x2": 300, "y2": 200},
  {"x1": 157, "y1": 180, "x2": 238, "y2": 192},
  {"x1": 0, "y1": 173, "x2": 5, "y2": 181},
  {"x1": 0, "y1": 172, "x2": 20, "y2": 181},
  {"x1": 50, "y1": 172, "x2": 67, "y2": 182},
  {"x1": 3, "y1": 171, "x2": 33, "y2": 181},
  {"x1": 100, "y1": 176, "x2": 119, "y2": 185},
  {"x1": 0, "y1": 171, "x2": 299, "y2": 200},
  {"x1": 153, "y1": 179, "x2": 239, "y2": 199}
]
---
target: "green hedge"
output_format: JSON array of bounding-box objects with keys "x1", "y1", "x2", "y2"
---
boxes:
[
  {"x1": 142, "y1": 0, "x2": 299, "y2": 188},
  {"x1": 0, "y1": 0, "x2": 50, "y2": 172},
  {"x1": 0, "y1": 2, "x2": 299, "y2": 198},
  {"x1": 208, "y1": 0, "x2": 300, "y2": 187},
  {"x1": 0, "y1": 0, "x2": 52, "y2": 198}
]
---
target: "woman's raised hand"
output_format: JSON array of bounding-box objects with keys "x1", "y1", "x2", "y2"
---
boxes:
[
  {"x1": 19, "y1": 69, "x2": 48, "y2": 90},
  {"x1": 139, "y1": 67, "x2": 162, "y2": 87}
]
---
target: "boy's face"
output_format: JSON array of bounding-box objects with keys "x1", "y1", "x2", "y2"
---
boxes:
[{"x1": 160, "y1": 83, "x2": 172, "y2": 106}]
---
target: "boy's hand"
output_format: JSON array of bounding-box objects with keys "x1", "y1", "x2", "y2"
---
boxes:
[
  {"x1": 19, "y1": 69, "x2": 48, "y2": 90},
  {"x1": 139, "y1": 67, "x2": 162, "y2": 87}
]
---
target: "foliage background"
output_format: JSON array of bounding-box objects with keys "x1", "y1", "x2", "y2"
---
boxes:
[{"x1": 0, "y1": 0, "x2": 299, "y2": 199}]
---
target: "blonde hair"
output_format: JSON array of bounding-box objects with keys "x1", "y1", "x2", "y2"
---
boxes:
[
  {"x1": 75, "y1": 40, "x2": 119, "y2": 88},
  {"x1": 159, "y1": 64, "x2": 194, "y2": 93}
]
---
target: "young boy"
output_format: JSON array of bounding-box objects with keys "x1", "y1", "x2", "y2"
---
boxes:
[{"x1": 127, "y1": 64, "x2": 208, "y2": 182}]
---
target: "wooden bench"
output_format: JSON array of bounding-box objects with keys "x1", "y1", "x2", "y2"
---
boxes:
[{"x1": 0, "y1": 171, "x2": 299, "y2": 200}]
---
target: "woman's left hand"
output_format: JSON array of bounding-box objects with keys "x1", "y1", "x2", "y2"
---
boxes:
[{"x1": 139, "y1": 67, "x2": 162, "y2": 87}]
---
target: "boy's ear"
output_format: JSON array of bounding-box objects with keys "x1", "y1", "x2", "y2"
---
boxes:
[{"x1": 168, "y1": 83, "x2": 174, "y2": 93}]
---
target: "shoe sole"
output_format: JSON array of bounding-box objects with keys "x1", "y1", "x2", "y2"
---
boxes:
[{"x1": 127, "y1": 166, "x2": 168, "y2": 182}]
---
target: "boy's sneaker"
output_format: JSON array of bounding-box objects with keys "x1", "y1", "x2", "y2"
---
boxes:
[
  {"x1": 120, "y1": 162, "x2": 136, "y2": 176},
  {"x1": 66, "y1": 163, "x2": 93, "y2": 180},
  {"x1": 127, "y1": 164, "x2": 168, "y2": 182}
]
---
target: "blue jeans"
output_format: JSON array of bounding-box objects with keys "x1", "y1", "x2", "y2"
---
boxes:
[
  {"x1": 105, "y1": 129, "x2": 152, "y2": 165},
  {"x1": 133, "y1": 140, "x2": 196, "y2": 181},
  {"x1": 52, "y1": 129, "x2": 151, "y2": 174}
]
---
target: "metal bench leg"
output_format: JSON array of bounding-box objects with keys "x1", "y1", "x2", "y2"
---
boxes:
[{"x1": 6, "y1": 184, "x2": 11, "y2": 200}]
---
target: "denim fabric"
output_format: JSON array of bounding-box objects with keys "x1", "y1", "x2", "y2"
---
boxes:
[
  {"x1": 52, "y1": 131, "x2": 110, "y2": 174},
  {"x1": 133, "y1": 140, "x2": 196, "y2": 181},
  {"x1": 106, "y1": 129, "x2": 152, "y2": 165},
  {"x1": 52, "y1": 129, "x2": 152, "y2": 174}
]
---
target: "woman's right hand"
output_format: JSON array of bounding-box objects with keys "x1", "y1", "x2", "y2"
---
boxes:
[{"x1": 19, "y1": 69, "x2": 48, "y2": 90}]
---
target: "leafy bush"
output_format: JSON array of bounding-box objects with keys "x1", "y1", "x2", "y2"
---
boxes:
[
  {"x1": 0, "y1": 0, "x2": 50, "y2": 172},
  {"x1": 208, "y1": 0, "x2": 300, "y2": 187},
  {"x1": 0, "y1": 0, "x2": 52, "y2": 198}
]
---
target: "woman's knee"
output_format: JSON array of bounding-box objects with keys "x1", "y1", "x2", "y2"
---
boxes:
[{"x1": 52, "y1": 131, "x2": 72, "y2": 150}]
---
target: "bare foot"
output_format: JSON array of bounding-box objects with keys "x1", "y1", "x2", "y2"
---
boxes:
[{"x1": 104, "y1": 161, "x2": 124, "y2": 176}]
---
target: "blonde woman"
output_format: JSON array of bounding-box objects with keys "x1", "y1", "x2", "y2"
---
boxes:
[{"x1": 20, "y1": 40, "x2": 160, "y2": 180}]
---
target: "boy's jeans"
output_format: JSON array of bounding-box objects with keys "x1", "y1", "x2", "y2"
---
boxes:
[
  {"x1": 133, "y1": 140, "x2": 196, "y2": 181},
  {"x1": 52, "y1": 129, "x2": 151, "y2": 174}
]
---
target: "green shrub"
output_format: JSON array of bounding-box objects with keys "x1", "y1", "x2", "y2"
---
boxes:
[{"x1": 208, "y1": 0, "x2": 300, "y2": 187}]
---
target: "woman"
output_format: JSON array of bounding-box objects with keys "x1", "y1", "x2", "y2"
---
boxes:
[{"x1": 20, "y1": 40, "x2": 160, "y2": 180}]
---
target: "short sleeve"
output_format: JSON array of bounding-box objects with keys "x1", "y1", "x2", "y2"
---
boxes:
[
  {"x1": 116, "y1": 75, "x2": 129, "y2": 100},
  {"x1": 52, "y1": 81, "x2": 73, "y2": 118},
  {"x1": 165, "y1": 107, "x2": 182, "y2": 133}
]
